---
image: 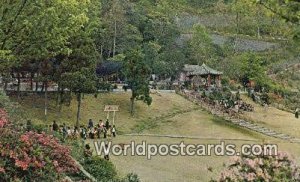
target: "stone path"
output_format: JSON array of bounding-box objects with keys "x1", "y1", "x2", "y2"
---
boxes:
[
  {"x1": 122, "y1": 133, "x2": 260, "y2": 142},
  {"x1": 179, "y1": 91, "x2": 300, "y2": 144}
]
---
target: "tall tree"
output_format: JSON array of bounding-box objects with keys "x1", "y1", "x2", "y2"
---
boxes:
[
  {"x1": 123, "y1": 49, "x2": 152, "y2": 116},
  {"x1": 59, "y1": 0, "x2": 101, "y2": 127},
  {"x1": 0, "y1": 0, "x2": 91, "y2": 120}
]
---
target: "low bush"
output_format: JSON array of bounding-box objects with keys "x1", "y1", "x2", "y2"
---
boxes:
[
  {"x1": 214, "y1": 151, "x2": 300, "y2": 181},
  {"x1": 82, "y1": 156, "x2": 117, "y2": 182}
]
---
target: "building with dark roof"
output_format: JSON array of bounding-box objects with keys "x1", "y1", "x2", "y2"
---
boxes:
[{"x1": 180, "y1": 64, "x2": 223, "y2": 88}]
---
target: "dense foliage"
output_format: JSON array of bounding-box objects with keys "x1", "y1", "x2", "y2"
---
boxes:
[
  {"x1": 0, "y1": 0, "x2": 299, "y2": 115},
  {"x1": 83, "y1": 156, "x2": 117, "y2": 182}
]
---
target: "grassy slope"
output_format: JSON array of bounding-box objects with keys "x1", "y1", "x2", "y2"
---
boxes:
[
  {"x1": 12, "y1": 92, "x2": 300, "y2": 181},
  {"x1": 13, "y1": 92, "x2": 197, "y2": 133},
  {"x1": 241, "y1": 94, "x2": 300, "y2": 138}
]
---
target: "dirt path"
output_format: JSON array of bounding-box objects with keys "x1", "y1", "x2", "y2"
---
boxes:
[
  {"x1": 241, "y1": 95, "x2": 300, "y2": 139},
  {"x1": 180, "y1": 91, "x2": 300, "y2": 143}
]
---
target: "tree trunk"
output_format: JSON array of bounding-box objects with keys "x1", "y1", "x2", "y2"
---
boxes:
[
  {"x1": 130, "y1": 95, "x2": 135, "y2": 116},
  {"x1": 30, "y1": 72, "x2": 34, "y2": 91},
  {"x1": 3, "y1": 74, "x2": 8, "y2": 91},
  {"x1": 17, "y1": 72, "x2": 21, "y2": 99},
  {"x1": 58, "y1": 87, "x2": 65, "y2": 117},
  {"x1": 100, "y1": 45, "x2": 103, "y2": 58},
  {"x1": 44, "y1": 81, "x2": 48, "y2": 121},
  {"x1": 41, "y1": 82, "x2": 45, "y2": 92},
  {"x1": 35, "y1": 72, "x2": 39, "y2": 93},
  {"x1": 56, "y1": 84, "x2": 60, "y2": 106},
  {"x1": 113, "y1": 19, "x2": 117, "y2": 57},
  {"x1": 236, "y1": 12, "x2": 239, "y2": 34},
  {"x1": 76, "y1": 92, "x2": 82, "y2": 128},
  {"x1": 108, "y1": 49, "x2": 111, "y2": 58}
]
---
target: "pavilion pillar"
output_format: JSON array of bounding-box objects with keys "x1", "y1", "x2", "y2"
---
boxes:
[
  {"x1": 207, "y1": 74, "x2": 211, "y2": 87},
  {"x1": 218, "y1": 75, "x2": 221, "y2": 87}
]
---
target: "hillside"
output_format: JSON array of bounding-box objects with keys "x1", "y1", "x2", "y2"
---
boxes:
[{"x1": 13, "y1": 92, "x2": 197, "y2": 133}]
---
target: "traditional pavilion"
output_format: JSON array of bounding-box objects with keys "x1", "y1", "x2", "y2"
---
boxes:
[{"x1": 180, "y1": 64, "x2": 223, "y2": 88}]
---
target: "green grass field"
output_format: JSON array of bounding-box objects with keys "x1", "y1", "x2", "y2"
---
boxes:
[{"x1": 13, "y1": 92, "x2": 300, "y2": 182}]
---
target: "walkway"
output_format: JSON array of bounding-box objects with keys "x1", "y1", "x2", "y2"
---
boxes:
[{"x1": 178, "y1": 91, "x2": 300, "y2": 144}]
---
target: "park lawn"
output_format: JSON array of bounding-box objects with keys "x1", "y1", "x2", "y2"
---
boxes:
[
  {"x1": 13, "y1": 92, "x2": 300, "y2": 181},
  {"x1": 89, "y1": 136, "x2": 300, "y2": 182},
  {"x1": 13, "y1": 92, "x2": 197, "y2": 133},
  {"x1": 240, "y1": 94, "x2": 300, "y2": 138}
]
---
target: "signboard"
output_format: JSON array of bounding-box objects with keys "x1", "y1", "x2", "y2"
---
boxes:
[
  {"x1": 104, "y1": 105, "x2": 119, "y2": 125},
  {"x1": 104, "y1": 105, "x2": 119, "y2": 112}
]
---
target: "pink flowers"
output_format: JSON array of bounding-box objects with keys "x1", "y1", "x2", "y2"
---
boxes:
[
  {"x1": 17, "y1": 131, "x2": 79, "y2": 173},
  {"x1": 245, "y1": 159, "x2": 256, "y2": 169},
  {"x1": 15, "y1": 159, "x2": 29, "y2": 171},
  {"x1": 20, "y1": 134, "x2": 30, "y2": 145},
  {"x1": 0, "y1": 109, "x2": 8, "y2": 128},
  {"x1": 245, "y1": 172, "x2": 256, "y2": 181},
  {"x1": 217, "y1": 151, "x2": 300, "y2": 181},
  {"x1": 0, "y1": 167, "x2": 5, "y2": 173},
  {"x1": 0, "y1": 124, "x2": 79, "y2": 180}
]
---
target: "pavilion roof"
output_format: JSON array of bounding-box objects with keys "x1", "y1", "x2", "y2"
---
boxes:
[
  {"x1": 183, "y1": 64, "x2": 223, "y2": 76},
  {"x1": 96, "y1": 61, "x2": 123, "y2": 76}
]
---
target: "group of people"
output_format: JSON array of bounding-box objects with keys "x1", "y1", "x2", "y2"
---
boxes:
[
  {"x1": 51, "y1": 119, "x2": 117, "y2": 140},
  {"x1": 220, "y1": 99, "x2": 254, "y2": 113}
]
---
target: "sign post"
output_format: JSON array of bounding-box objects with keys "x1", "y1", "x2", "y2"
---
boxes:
[{"x1": 104, "y1": 105, "x2": 119, "y2": 125}]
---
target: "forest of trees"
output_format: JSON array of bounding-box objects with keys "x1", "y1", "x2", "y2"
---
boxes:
[{"x1": 0, "y1": 0, "x2": 299, "y2": 119}]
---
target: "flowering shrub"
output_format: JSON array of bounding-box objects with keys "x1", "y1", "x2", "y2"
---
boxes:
[
  {"x1": 216, "y1": 151, "x2": 300, "y2": 182},
  {"x1": 0, "y1": 108, "x2": 8, "y2": 128},
  {"x1": 0, "y1": 112, "x2": 79, "y2": 181}
]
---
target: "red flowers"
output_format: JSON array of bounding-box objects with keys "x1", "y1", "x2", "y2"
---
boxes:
[
  {"x1": 0, "y1": 124, "x2": 79, "y2": 180},
  {"x1": 15, "y1": 159, "x2": 29, "y2": 171},
  {"x1": 18, "y1": 131, "x2": 79, "y2": 173}
]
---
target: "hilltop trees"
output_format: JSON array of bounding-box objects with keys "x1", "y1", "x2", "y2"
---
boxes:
[
  {"x1": 0, "y1": 0, "x2": 101, "y2": 124},
  {"x1": 187, "y1": 25, "x2": 215, "y2": 65}
]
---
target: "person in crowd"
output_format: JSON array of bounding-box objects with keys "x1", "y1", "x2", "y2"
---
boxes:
[
  {"x1": 93, "y1": 127, "x2": 97, "y2": 138},
  {"x1": 234, "y1": 102, "x2": 239, "y2": 113},
  {"x1": 52, "y1": 120, "x2": 59, "y2": 132},
  {"x1": 88, "y1": 119, "x2": 94, "y2": 129},
  {"x1": 295, "y1": 108, "x2": 299, "y2": 119},
  {"x1": 100, "y1": 120, "x2": 104, "y2": 128},
  {"x1": 111, "y1": 125, "x2": 116, "y2": 137},
  {"x1": 26, "y1": 120, "x2": 32, "y2": 131},
  {"x1": 81, "y1": 126, "x2": 87, "y2": 140},
  {"x1": 97, "y1": 126, "x2": 102, "y2": 139},
  {"x1": 84, "y1": 144, "x2": 93, "y2": 158},
  {"x1": 236, "y1": 91, "x2": 240, "y2": 100},
  {"x1": 89, "y1": 128, "x2": 94, "y2": 139},
  {"x1": 67, "y1": 127, "x2": 72, "y2": 136},
  {"x1": 105, "y1": 119, "x2": 110, "y2": 130},
  {"x1": 251, "y1": 93, "x2": 256, "y2": 102},
  {"x1": 103, "y1": 127, "x2": 107, "y2": 139},
  {"x1": 74, "y1": 126, "x2": 78, "y2": 134},
  {"x1": 73, "y1": 126, "x2": 79, "y2": 138},
  {"x1": 104, "y1": 144, "x2": 109, "y2": 160}
]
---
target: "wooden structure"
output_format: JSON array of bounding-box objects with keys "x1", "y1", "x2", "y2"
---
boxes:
[
  {"x1": 180, "y1": 64, "x2": 223, "y2": 88},
  {"x1": 104, "y1": 105, "x2": 119, "y2": 125}
]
